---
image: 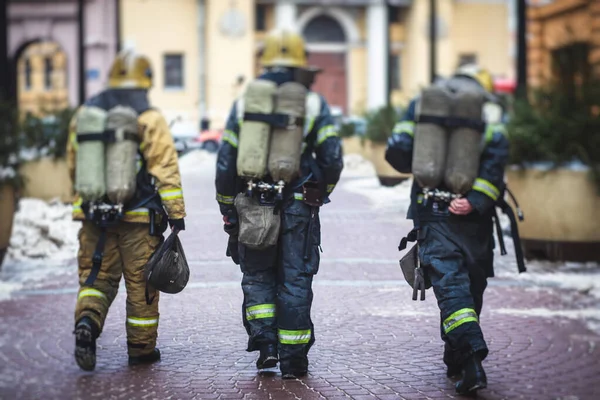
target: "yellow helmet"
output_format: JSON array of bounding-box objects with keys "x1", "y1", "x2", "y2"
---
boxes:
[
  {"x1": 455, "y1": 64, "x2": 494, "y2": 93},
  {"x1": 108, "y1": 51, "x2": 153, "y2": 89},
  {"x1": 260, "y1": 29, "x2": 307, "y2": 68}
]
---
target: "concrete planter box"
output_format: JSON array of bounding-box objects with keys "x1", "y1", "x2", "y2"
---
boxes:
[
  {"x1": 363, "y1": 140, "x2": 411, "y2": 187},
  {"x1": 19, "y1": 157, "x2": 73, "y2": 203},
  {"x1": 506, "y1": 167, "x2": 600, "y2": 262},
  {"x1": 341, "y1": 136, "x2": 364, "y2": 156},
  {"x1": 0, "y1": 184, "x2": 17, "y2": 269}
]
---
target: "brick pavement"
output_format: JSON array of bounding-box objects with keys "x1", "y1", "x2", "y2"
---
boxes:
[{"x1": 1, "y1": 153, "x2": 599, "y2": 400}]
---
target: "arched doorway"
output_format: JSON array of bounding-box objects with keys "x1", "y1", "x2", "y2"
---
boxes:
[
  {"x1": 14, "y1": 40, "x2": 69, "y2": 116},
  {"x1": 302, "y1": 15, "x2": 347, "y2": 115}
]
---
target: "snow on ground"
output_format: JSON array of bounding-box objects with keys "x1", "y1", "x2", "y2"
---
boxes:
[
  {"x1": 8, "y1": 198, "x2": 80, "y2": 261},
  {"x1": 341, "y1": 154, "x2": 377, "y2": 178},
  {"x1": 342, "y1": 154, "x2": 600, "y2": 312},
  {"x1": 342, "y1": 154, "x2": 413, "y2": 214},
  {"x1": 0, "y1": 151, "x2": 214, "y2": 300},
  {"x1": 0, "y1": 199, "x2": 81, "y2": 296},
  {"x1": 178, "y1": 149, "x2": 217, "y2": 175}
]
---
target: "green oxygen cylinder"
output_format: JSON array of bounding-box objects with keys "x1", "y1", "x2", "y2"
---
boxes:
[
  {"x1": 236, "y1": 79, "x2": 277, "y2": 180},
  {"x1": 444, "y1": 91, "x2": 486, "y2": 195},
  {"x1": 75, "y1": 106, "x2": 107, "y2": 202},
  {"x1": 412, "y1": 87, "x2": 452, "y2": 190},
  {"x1": 105, "y1": 106, "x2": 139, "y2": 205},
  {"x1": 268, "y1": 82, "x2": 307, "y2": 184}
]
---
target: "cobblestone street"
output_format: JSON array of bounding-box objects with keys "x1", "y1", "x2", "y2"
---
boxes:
[{"x1": 1, "y1": 153, "x2": 599, "y2": 400}]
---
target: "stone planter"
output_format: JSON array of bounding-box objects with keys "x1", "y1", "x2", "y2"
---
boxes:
[
  {"x1": 364, "y1": 140, "x2": 411, "y2": 186},
  {"x1": 341, "y1": 136, "x2": 364, "y2": 156},
  {"x1": 19, "y1": 157, "x2": 73, "y2": 202},
  {"x1": 506, "y1": 167, "x2": 600, "y2": 262},
  {"x1": 0, "y1": 184, "x2": 17, "y2": 269}
]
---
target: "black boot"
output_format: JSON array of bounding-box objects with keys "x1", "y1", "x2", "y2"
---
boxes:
[
  {"x1": 280, "y1": 357, "x2": 308, "y2": 379},
  {"x1": 74, "y1": 317, "x2": 98, "y2": 371},
  {"x1": 128, "y1": 348, "x2": 161, "y2": 366},
  {"x1": 456, "y1": 353, "x2": 487, "y2": 395},
  {"x1": 282, "y1": 370, "x2": 307, "y2": 379},
  {"x1": 256, "y1": 344, "x2": 278, "y2": 370},
  {"x1": 447, "y1": 364, "x2": 462, "y2": 379}
]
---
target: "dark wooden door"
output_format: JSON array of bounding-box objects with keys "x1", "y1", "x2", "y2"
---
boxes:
[{"x1": 307, "y1": 52, "x2": 347, "y2": 114}]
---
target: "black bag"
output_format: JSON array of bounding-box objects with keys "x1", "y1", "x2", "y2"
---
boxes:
[{"x1": 144, "y1": 229, "x2": 189, "y2": 303}]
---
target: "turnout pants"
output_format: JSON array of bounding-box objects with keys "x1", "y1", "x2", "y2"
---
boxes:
[
  {"x1": 239, "y1": 200, "x2": 321, "y2": 373},
  {"x1": 418, "y1": 219, "x2": 494, "y2": 368},
  {"x1": 74, "y1": 221, "x2": 161, "y2": 357}
]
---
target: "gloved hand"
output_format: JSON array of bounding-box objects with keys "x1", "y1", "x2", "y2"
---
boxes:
[
  {"x1": 168, "y1": 218, "x2": 185, "y2": 231},
  {"x1": 223, "y1": 209, "x2": 238, "y2": 236},
  {"x1": 226, "y1": 236, "x2": 240, "y2": 265}
]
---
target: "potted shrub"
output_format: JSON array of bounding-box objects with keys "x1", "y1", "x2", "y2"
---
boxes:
[
  {"x1": 506, "y1": 82, "x2": 600, "y2": 262},
  {"x1": 364, "y1": 104, "x2": 410, "y2": 186},
  {"x1": 18, "y1": 107, "x2": 75, "y2": 202},
  {"x1": 339, "y1": 118, "x2": 366, "y2": 157},
  {"x1": 0, "y1": 103, "x2": 22, "y2": 269}
]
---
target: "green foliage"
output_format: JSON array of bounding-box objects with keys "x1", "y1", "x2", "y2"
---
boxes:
[
  {"x1": 0, "y1": 103, "x2": 23, "y2": 189},
  {"x1": 364, "y1": 105, "x2": 402, "y2": 144},
  {"x1": 339, "y1": 122, "x2": 356, "y2": 138},
  {"x1": 22, "y1": 107, "x2": 76, "y2": 159},
  {"x1": 506, "y1": 82, "x2": 600, "y2": 191},
  {"x1": 0, "y1": 104, "x2": 75, "y2": 188}
]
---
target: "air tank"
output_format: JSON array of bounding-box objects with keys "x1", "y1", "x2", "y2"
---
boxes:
[
  {"x1": 268, "y1": 82, "x2": 307, "y2": 183},
  {"x1": 444, "y1": 91, "x2": 486, "y2": 194},
  {"x1": 237, "y1": 79, "x2": 277, "y2": 179},
  {"x1": 75, "y1": 106, "x2": 107, "y2": 202},
  {"x1": 412, "y1": 87, "x2": 452, "y2": 190},
  {"x1": 105, "y1": 106, "x2": 139, "y2": 205}
]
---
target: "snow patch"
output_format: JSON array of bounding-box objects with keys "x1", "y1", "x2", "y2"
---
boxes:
[
  {"x1": 341, "y1": 154, "x2": 377, "y2": 178},
  {"x1": 0, "y1": 281, "x2": 22, "y2": 301},
  {"x1": 493, "y1": 307, "x2": 600, "y2": 335},
  {"x1": 0, "y1": 198, "x2": 80, "y2": 299},
  {"x1": 0, "y1": 167, "x2": 16, "y2": 180},
  {"x1": 7, "y1": 198, "x2": 80, "y2": 261},
  {"x1": 178, "y1": 150, "x2": 217, "y2": 175},
  {"x1": 363, "y1": 307, "x2": 435, "y2": 318},
  {"x1": 343, "y1": 176, "x2": 413, "y2": 215}
]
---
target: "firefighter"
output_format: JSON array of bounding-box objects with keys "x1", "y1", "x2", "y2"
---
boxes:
[
  {"x1": 68, "y1": 51, "x2": 186, "y2": 371},
  {"x1": 386, "y1": 65, "x2": 508, "y2": 394},
  {"x1": 215, "y1": 29, "x2": 343, "y2": 378}
]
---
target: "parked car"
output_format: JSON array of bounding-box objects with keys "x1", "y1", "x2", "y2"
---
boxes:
[{"x1": 169, "y1": 116, "x2": 222, "y2": 154}]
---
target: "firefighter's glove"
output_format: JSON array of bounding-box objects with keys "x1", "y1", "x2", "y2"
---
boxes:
[
  {"x1": 169, "y1": 218, "x2": 186, "y2": 231},
  {"x1": 226, "y1": 235, "x2": 240, "y2": 265}
]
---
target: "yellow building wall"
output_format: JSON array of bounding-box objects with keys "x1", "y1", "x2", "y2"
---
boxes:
[
  {"x1": 205, "y1": 0, "x2": 255, "y2": 129},
  {"x1": 451, "y1": 2, "x2": 510, "y2": 77},
  {"x1": 17, "y1": 41, "x2": 69, "y2": 115},
  {"x1": 349, "y1": 47, "x2": 367, "y2": 115},
  {"x1": 121, "y1": 0, "x2": 199, "y2": 127},
  {"x1": 404, "y1": 0, "x2": 430, "y2": 98}
]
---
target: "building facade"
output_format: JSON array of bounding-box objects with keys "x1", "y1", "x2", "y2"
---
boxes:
[
  {"x1": 527, "y1": 0, "x2": 600, "y2": 88},
  {"x1": 9, "y1": 0, "x2": 512, "y2": 128},
  {"x1": 8, "y1": 0, "x2": 118, "y2": 114}
]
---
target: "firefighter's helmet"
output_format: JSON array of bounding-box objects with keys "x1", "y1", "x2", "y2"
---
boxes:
[
  {"x1": 108, "y1": 51, "x2": 153, "y2": 89},
  {"x1": 260, "y1": 29, "x2": 308, "y2": 68},
  {"x1": 455, "y1": 64, "x2": 494, "y2": 93}
]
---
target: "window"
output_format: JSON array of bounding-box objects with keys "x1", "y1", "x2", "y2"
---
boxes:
[
  {"x1": 255, "y1": 4, "x2": 267, "y2": 31},
  {"x1": 303, "y1": 15, "x2": 346, "y2": 43},
  {"x1": 552, "y1": 43, "x2": 590, "y2": 98},
  {"x1": 388, "y1": 6, "x2": 406, "y2": 24},
  {"x1": 44, "y1": 57, "x2": 53, "y2": 90},
  {"x1": 390, "y1": 54, "x2": 402, "y2": 90},
  {"x1": 164, "y1": 54, "x2": 184, "y2": 89},
  {"x1": 458, "y1": 53, "x2": 477, "y2": 68},
  {"x1": 24, "y1": 58, "x2": 32, "y2": 90}
]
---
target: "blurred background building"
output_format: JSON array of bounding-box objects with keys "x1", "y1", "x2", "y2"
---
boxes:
[
  {"x1": 2, "y1": 0, "x2": 596, "y2": 131},
  {"x1": 3, "y1": 0, "x2": 512, "y2": 131}
]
